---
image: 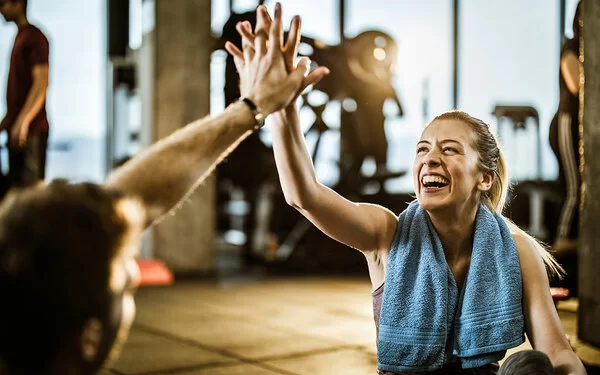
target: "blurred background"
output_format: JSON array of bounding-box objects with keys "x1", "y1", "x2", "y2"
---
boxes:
[
  {"x1": 2, "y1": 1, "x2": 599, "y2": 374},
  {"x1": 0, "y1": 0, "x2": 581, "y2": 184},
  {"x1": 0, "y1": 0, "x2": 581, "y2": 272}
]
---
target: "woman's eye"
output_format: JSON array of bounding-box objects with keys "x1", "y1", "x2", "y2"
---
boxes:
[
  {"x1": 443, "y1": 147, "x2": 458, "y2": 153},
  {"x1": 417, "y1": 147, "x2": 428, "y2": 154}
]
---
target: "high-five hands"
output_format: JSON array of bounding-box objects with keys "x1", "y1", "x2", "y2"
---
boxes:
[{"x1": 225, "y1": 3, "x2": 330, "y2": 117}]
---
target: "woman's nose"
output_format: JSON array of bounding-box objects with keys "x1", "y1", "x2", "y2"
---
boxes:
[{"x1": 423, "y1": 152, "x2": 441, "y2": 167}]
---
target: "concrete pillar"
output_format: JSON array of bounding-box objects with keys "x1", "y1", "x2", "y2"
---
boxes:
[
  {"x1": 578, "y1": 0, "x2": 600, "y2": 347},
  {"x1": 144, "y1": 0, "x2": 215, "y2": 274}
]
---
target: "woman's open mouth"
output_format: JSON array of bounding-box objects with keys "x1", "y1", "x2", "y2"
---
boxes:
[{"x1": 421, "y1": 175, "x2": 449, "y2": 192}]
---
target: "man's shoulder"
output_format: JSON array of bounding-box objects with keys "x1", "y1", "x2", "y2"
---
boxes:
[{"x1": 21, "y1": 24, "x2": 49, "y2": 43}]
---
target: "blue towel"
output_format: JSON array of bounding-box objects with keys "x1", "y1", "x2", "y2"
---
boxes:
[{"x1": 377, "y1": 200, "x2": 524, "y2": 372}]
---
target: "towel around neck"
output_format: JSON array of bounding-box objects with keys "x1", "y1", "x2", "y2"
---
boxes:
[{"x1": 377, "y1": 200, "x2": 525, "y2": 372}]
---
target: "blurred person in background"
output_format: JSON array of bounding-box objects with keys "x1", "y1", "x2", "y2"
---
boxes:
[
  {"x1": 0, "y1": 0, "x2": 50, "y2": 194},
  {"x1": 549, "y1": 0, "x2": 583, "y2": 254}
]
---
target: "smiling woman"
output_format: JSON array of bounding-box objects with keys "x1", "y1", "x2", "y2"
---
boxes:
[{"x1": 266, "y1": 56, "x2": 586, "y2": 372}]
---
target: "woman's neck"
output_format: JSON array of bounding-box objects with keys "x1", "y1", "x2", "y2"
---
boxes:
[{"x1": 428, "y1": 202, "x2": 479, "y2": 262}]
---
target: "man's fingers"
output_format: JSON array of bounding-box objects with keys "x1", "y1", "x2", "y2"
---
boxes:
[
  {"x1": 268, "y1": 2, "x2": 284, "y2": 57},
  {"x1": 283, "y1": 16, "x2": 301, "y2": 71},
  {"x1": 254, "y1": 30, "x2": 268, "y2": 57},
  {"x1": 261, "y1": 5, "x2": 273, "y2": 26},
  {"x1": 254, "y1": 5, "x2": 270, "y2": 56},
  {"x1": 255, "y1": 5, "x2": 272, "y2": 34}
]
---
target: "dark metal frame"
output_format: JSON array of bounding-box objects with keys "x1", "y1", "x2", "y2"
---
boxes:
[
  {"x1": 453, "y1": 0, "x2": 459, "y2": 109},
  {"x1": 560, "y1": 0, "x2": 566, "y2": 46}
]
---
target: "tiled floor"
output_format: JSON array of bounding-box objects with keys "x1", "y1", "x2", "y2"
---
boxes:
[{"x1": 102, "y1": 277, "x2": 600, "y2": 375}]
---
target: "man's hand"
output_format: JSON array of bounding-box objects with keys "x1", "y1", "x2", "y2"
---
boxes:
[
  {"x1": 224, "y1": 2, "x2": 329, "y2": 116},
  {"x1": 10, "y1": 116, "x2": 30, "y2": 148}
]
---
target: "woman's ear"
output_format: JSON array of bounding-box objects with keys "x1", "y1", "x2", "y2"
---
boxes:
[
  {"x1": 478, "y1": 170, "x2": 494, "y2": 192},
  {"x1": 79, "y1": 318, "x2": 103, "y2": 362}
]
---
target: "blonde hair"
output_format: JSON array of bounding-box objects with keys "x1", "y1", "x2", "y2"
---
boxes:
[{"x1": 432, "y1": 110, "x2": 564, "y2": 278}]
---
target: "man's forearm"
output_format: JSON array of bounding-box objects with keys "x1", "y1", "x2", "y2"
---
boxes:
[
  {"x1": 105, "y1": 100, "x2": 257, "y2": 226},
  {"x1": 17, "y1": 81, "x2": 47, "y2": 126}
]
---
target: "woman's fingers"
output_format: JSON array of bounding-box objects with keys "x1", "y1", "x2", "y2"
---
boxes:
[
  {"x1": 302, "y1": 66, "x2": 330, "y2": 90},
  {"x1": 237, "y1": 21, "x2": 256, "y2": 61},
  {"x1": 225, "y1": 41, "x2": 243, "y2": 60}
]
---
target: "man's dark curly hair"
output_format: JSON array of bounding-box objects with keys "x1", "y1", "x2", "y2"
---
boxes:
[{"x1": 0, "y1": 181, "x2": 130, "y2": 373}]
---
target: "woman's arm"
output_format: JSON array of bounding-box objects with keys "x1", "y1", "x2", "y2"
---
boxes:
[
  {"x1": 271, "y1": 106, "x2": 398, "y2": 256},
  {"x1": 231, "y1": 4, "x2": 397, "y2": 288},
  {"x1": 513, "y1": 232, "x2": 586, "y2": 375}
]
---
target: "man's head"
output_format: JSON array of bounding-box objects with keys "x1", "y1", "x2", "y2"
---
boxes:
[
  {"x1": 497, "y1": 350, "x2": 555, "y2": 375},
  {"x1": 0, "y1": 180, "x2": 145, "y2": 374},
  {"x1": 0, "y1": 0, "x2": 27, "y2": 23}
]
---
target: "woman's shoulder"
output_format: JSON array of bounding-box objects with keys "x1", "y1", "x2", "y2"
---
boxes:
[
  {"x1": 511, "y1": 230, "x2": 533, "y2": 250},
  {"x1": 510, "y1": 230, "x2": 542, "y2": 259},
  {"x1": 510, "y1": 229, "x2": 555, "y2": 279}
]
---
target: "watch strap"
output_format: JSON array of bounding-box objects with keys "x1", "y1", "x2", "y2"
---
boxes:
[{"x1": 240, "y1": 97, "x2": 266, "y2": 130}]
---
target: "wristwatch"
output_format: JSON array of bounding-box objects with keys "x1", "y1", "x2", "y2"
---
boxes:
[{"x1": 240, "y1": 97, "x2": 266, "y2": 130}]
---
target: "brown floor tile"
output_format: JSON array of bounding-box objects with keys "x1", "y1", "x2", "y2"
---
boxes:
[
  {"x1": 170, "y1": 363, "x2": 285, "y2": 374},
  {"x1": 263, "y1": 348, "x2": 378, "y2": 375},
  {"x1": 112, "y1": 277, "x2": 600, "y2": 374},
  {"x1": 105, "y1": 329, "x2": 238, "y2": 374}
]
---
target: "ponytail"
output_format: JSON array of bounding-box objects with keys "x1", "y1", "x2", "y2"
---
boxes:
[{"x1": 491, "y1": 151, "x2": 565, "y2": 279}]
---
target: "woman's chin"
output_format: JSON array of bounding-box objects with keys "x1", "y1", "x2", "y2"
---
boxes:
[{"x1": 417, "y1": 196, "x2": 449, "y2": 212}]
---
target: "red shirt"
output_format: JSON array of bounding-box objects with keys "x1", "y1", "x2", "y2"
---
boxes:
[{"x1": 5, "y1": 24, "x2": 49, "y2": 133}]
